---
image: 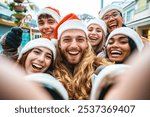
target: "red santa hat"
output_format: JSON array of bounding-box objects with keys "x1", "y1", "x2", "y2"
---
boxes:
[
  {"x1": 86, "y1": 18, "x2": 107, "y2": 36},
  {"x1": 37, "y1": 6, "x2": 61, "y2": 23},
  {"x1": 18, "y1": 38, "x2": 56, "y2": 62},
  {"x1": 105, "y1": 27, "x2": 144, "y2": 53},
  {"x1": 99, "y1": 4, "x2": 123, "y2": 19},
  {"x1": 54, "y1": 13, "x2": 87, "y2": 39}
]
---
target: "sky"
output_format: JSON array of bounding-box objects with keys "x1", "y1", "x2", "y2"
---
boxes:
[{"x1": 30, "y1": 0, "x2": 123, "y2": 18}]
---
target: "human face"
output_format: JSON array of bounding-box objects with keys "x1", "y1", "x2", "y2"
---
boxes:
[
  {"x1": 25, "y1": 47, "x2": 53, "y2": 74},
  {"x1": 102, "y1": 10, "x2": 124, "y2": 33},
  {"x1": 38, "y1": 16, "x2": 58, "y2": 39},
  {"x1": 106, "y1": 34, "x2": 131, "y2": 63},
  {"x1": 59, "y1": 29, "x2": 88, "y2": 65},
  {"x1": 87, "y1": 24, "x2": 103, "y2": 48}
]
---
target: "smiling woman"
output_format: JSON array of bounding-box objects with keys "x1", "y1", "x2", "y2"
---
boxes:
[
  {"x1": 105, "y1": 27, "x2": 144, "y2": 64},
  {"x1": 0, "y1": 56, "x2": 52, "y2": 100},
  {"x1": 17, "y1": 38, "x2": 56, "y2": 74}
]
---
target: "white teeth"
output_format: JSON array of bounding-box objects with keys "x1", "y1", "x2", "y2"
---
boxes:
[
  {"x1": 111, "y1": 50, "x2": 122, "y2": 54},
  {"x1": 68, "y1": 51, "x2": 79, "y2": 55},
  {"x1": 89, "y1": 37, "x2": 97, "y2": 40},
  {"x1": 32, "y1": 64, "x2": 43, "y2": 69}
]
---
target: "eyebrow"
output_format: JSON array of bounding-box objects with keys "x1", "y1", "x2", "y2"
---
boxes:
[
  {"x1": 104, "y1": 11, "x2": 120, "y2": 16},
  {"x1": 111, "y1": 36, "x2": 128, "y2": 40},
  {"x1": 34, "y1": 48, "x2": 53, "y2": 56}
]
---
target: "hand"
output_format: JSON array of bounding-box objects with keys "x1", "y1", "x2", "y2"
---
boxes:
[{"x1": 5, "y1": 27, "x2": 23, "y2": 49}]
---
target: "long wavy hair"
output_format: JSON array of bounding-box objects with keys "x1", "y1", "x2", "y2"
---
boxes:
[
  {"x1": 53, "y1": 42, "x2": 110, "y2": 99},
  {"x1": 94, "y1": 29, "x2": 107, "y2": 55}
]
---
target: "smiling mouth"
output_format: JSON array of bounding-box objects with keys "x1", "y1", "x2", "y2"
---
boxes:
[
  {"x1": 110, "y1": 50, "x2": 122, "y2": 57},
  {"x1": 89, "y1": 37, "x2": 98, "y2": 41},
  {"x1": 32, "y1": 63, "x2": 43, "y2": 70},
  {"x1": 68, "y1": 51, "x2": 79, "y2": 55}
]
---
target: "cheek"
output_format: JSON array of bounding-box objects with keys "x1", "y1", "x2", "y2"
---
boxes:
[
  {"x1": 51, "y1": 23, "x2": 58, "y2": 28},
  {"x1": 45, "y1": 59, "x2": 52, "y2": 67},
  {"x1": 106, "y1": 45, "x2": 110, "y2": 52},
  {"x1": 124, "y1": 45, "x2": 131, "y2": 54},
  {"x1": 117, "y1": 17, "x2": 124, "y2": 26},
  {"x1": 59, "y1": 41, "x2": 68, "y2": 51},
  {"x1": 24, "y1": 56, "x2": 30, "y2": 69},
  {"x1": 38, "y1": 26, "x2": 44, "y2": 32},
  {"x1": 97, "y1": 32, "x2": 103, "y2": 39},
  {"x1": 81, "y1": 42, "x2": 88, "y2": 49}
]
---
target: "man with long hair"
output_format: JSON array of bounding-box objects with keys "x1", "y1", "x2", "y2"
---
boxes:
[{"x1": 53, "y1": 13, "x2": 110, "y2": 100}]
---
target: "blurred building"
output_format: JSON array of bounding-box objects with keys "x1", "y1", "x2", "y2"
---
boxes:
[
  {"x1": 124, "y1": 0, "x2": 150, "y2": 40},
  {"x1": 111, "y1": 0, "x2": 150, "y2": 40},
  {"x1": 0, "y1": 0, "x2": 41, "y2": 52}
]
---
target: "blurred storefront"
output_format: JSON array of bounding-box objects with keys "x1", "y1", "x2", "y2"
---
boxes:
[{"x1": 125, "y1": 0, "x2": 150, "y2": 40}]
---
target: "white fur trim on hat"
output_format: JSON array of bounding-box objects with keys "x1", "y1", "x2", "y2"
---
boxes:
[
  {"x1": 25, "y1": 73, "x2": 69, "y2": 100},
  {"x1": 87, "y1": 18, "x2": 107, "y2": 36},
  {"x1": 58, "y1": 19, "x2": 87, "y2": 39},
  {"x1": 106, "y1": 27, "x2": 144, "y2": 52},
  {"x1": 90, "y1": 64, "x2": 130, "y2": 100},
  {"x1": 37, "y1": 7, "x2": 61, "y2": 23},
  {"x1": 99, "y1": 5, "x2": 123, "y2": 19},
  {"x1": 18, "y1": 38, "x2": 56, "y2": 61}
]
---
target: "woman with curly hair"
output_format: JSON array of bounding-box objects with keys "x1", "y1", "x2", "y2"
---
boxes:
[{"x1": 53, "y1": 13, "x2": 111, "y2": 100}]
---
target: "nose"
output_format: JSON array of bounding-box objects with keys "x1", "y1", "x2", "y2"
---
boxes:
[
  {"x1": 70, "y1": 39, "x2": 78, "y2": 48},
  {"x1": 91, "y1": 30, "x2": 97, "y2": 35},
  {"x1": 37, "y1": 54, "x2": 45, "y2": 62},
  {"x1": 111, "y1": 41, "x2": 120, "y2": 48},
  {"x1": 43, "y1": 23, "x2": 50, "y2": 29},
  {"x1": 109, "y1": 16, "x2": 115, "y2": 21}
]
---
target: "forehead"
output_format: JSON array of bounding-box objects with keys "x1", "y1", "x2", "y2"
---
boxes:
[
  {"x1": 61, "y1": 29, "x2": 86, "y2": 37},
  {"x1": 38, "y1": 14, "x2": 54, "y2": 20},
  {"x1": 88, "y1": 23, "x2": 101, "y2": 28},
  {"x1": 111, "y1": 34, "x2": 128, "y2": 39},
  {"x1": 33, "y1": 47, "x2": 52, "y2": 53},
  {"x1": 104, "y1": 9, "x2": 120, "y2": 16}
]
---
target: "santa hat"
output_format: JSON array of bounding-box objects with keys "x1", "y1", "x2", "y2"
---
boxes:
[
  {"x1": 25, "y1": 73, "x2": 69, "y2": 100},
  {"x1": 54, "y1": 13, "x2": 87, "y2": 39},
  {"x1": 37, "y1": 6, "x2": 61, "y2": 23},
  {"x1": 18, "y1": 38, "x2": 56, "y2": 62},
  {"x1": 86, "y1": 18, "x2": 107, "y2": 36},
  {"x1": 90, "y1": 64, "x2": 130, "y2": 100},
  {"x1": 99, "y1": 4, "x2": 123, "y2": 19},
  {"x1": 105, "y1": 27, "x2": 144, "y2": 52}
]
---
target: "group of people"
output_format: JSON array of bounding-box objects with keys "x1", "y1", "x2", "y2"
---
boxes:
[{"x1": 0, "y1": 4, "x2": 150, "y2": 100}]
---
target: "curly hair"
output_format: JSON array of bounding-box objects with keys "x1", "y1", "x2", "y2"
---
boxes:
[
  {"x1": 93, "y1": 29, "x2": 107, "y2": 55},
  {"x1": 53, "y1": 43, "x2": 110, "y2": 99}
]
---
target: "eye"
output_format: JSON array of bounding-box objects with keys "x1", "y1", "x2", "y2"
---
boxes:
[
  {"x1": 32, "y1": 50, "x2": 41, "y2": 55},
  {"x1": 103, "y1": 16, "x2": 109, "y2": 21},
  {"x1": 38, "y1": 21, "x2": 44, "y2": 26},
  {"x1": 46, "y1": 55, "x2": 52, "y2": 60},
  {"x1": 88, "y1": 27, "x2": 93, "y2": 32},
  {"x1": 48, "y1": 19, "x2": 55, "y2": 24},
  {"x1": 97, "y1": 29, "x2": 102, "y2": 33},
  {"x1": 63, "y1": 38, "x2": 71, "y2": 43},
  {"x1": 108, "y1": 39, "x2": 114, "y2": 45},
  {"x1": 120, "y1": 40, "x2": 128, "y2": 44},
  {"x1": 77, "y1": 37, "x2": 86, "y2": 42},
  {"x1": 112, "y1": 12, "x2": 120, "y2": 17}
]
